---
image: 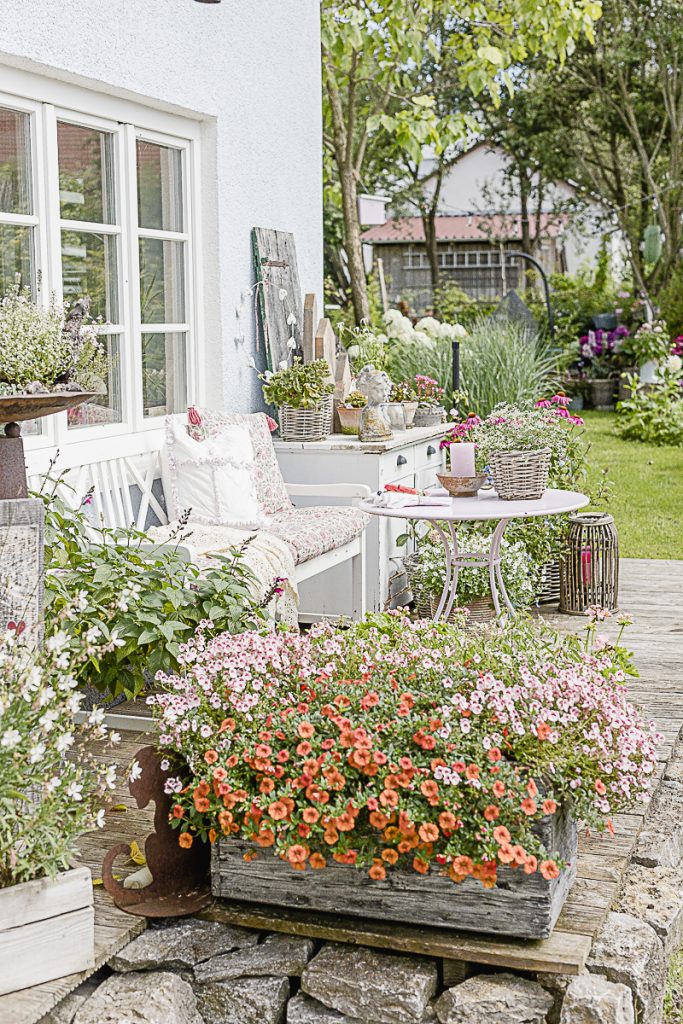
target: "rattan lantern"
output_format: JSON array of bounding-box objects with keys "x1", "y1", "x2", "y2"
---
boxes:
[{"x1": 560, "y1": 512, "x2": 619, "y2": 614}]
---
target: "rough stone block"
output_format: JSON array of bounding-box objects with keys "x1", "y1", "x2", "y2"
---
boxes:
[
  {"x1": 435, "y1": 972, "x2": 553, "y2": 1024},
  {"x1": 559, "y1": 974, "x2": 634, "y2": 1024},
  {"x1": 108, "y1": 918, "x2": 259, "y2": 973},
  {"x1": 38, "y1": 976, "x2": 102, "y2": 1024},
  {"x1": 587, "y1": 912, "x2": 665, "y2": 1024},
  {"x1": 633, "y1": 782, "x2": 683, "y2": 868},
  {"x1": 194, "y1": 933, "x2": 314, "y2": 983},
  {"x1": 536, "y1": 971, "x2": 573, "y2": 1024},
  {"x1": 617, "y1": 863, "x2": 683, "y2": 955},
  {"x1": 72, "y1": 970, "x2": 203, "y2": 1024},
  {"x1": 287, "y1": 993, "x2": 349, "y2": 1022},
  {"x1": 301, "y1": 943, "x2": 438, "y2": 1023},
  {"x1": 195, "y1": 974, "x2": 289, "y2": 1024}
]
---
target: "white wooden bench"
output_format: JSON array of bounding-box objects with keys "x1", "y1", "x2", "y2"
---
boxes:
[{"x1": 26, "y1": 429, "x2": 370, "y2": 622}]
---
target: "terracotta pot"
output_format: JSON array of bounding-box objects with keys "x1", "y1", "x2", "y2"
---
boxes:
[{"x1": 336, "y1": 406, "x2": 363, "y2": 436}]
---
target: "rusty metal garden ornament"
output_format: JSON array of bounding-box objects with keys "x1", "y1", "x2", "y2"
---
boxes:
[{"x1": 102, "y1": 745, "x2": 211, "y2": 917}]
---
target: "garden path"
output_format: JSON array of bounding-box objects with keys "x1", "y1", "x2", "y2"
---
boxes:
[{"x1": 2, "y1": 558, "x2": 681, "y2": 1024}]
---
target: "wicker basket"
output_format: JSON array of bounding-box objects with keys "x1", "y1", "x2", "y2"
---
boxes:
[
  {"x1": 279, "y1": 396, "x2": 333, "y2": 442},
  {"x1": 429, "y1": 594, "x2": 496, "y2": 627},
  {"x1": 489, "y1": 448, "x2": 551, "y2": 501}
]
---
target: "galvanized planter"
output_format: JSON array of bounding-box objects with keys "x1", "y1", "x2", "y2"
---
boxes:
[{"x1": 211, "y1": 803, "x2": 577, "y2": 940}]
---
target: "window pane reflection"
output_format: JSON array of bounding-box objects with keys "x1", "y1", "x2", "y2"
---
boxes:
[
  {"x1": 0, "y1": 224, "x2": 34, "y2": 297},
  {"x1": 137, "y1": 140, "x2": 183, "y2": 232},
  {"x1": 57, "y1": 122, "x2": 115, "y2": 224},
  {"x1": 142, "y1": 332, "x2": 187, "y2": 417},
  {"x1": 0, "y1": 107, "x2": 31, "y2": 215},
  {"x1": 67, "y1": 334, "x2": 122, "y2": 429},
  {"x1": 139, "y1": 237, "x2": 185, "y2": 323},
  {"x1": 61, "y1": 230, "x2": 119, "y2": 322}
]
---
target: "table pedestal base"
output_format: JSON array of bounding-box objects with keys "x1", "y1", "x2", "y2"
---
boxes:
[{"x1": 431, "y1": 519, "x2": 514, "y2": 622}]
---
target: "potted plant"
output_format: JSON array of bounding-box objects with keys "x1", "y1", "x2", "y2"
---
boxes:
[
  {"x1": 577, "y1": 327, "x2": 628, "y2": 409},
  {"x1": 150, "y1": 614, "x2": 659, "y2": 940},
  {"x1": 337, "y1": 389, "x2": 367, "y2": 435},
  {"x1": 389, "y1": 379, "x2": 419, "y2": 429},
  {"x1": 0, "y1": 617, "x2": 119, "y2": 995},
  {"x1": 413, "y1": 375, "x2": 446, "y2": 428},
  {"x1": 629, "y1": 320, "x2": 671, "y2": 385},
  {"x1": 261, "y1": 358, "x2": 334, "y2": 442}
]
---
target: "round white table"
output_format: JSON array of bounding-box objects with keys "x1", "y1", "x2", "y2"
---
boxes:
[{"x1": 360, "y1": 488, "x2": 589, "y2": 620}]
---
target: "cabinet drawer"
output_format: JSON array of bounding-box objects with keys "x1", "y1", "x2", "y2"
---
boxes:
[
  {"x1": 379, "y1": 448, "x2": 416, "y2": 486},
  {"x1": 414, "y1": 439, "x2": 444, "y2": 475}
]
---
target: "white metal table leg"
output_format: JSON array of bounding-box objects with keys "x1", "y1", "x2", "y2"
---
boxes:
[
  {"x1": 431, "y1": 521, "x2": 459, "y2": 622},
  {"x1": 489, "y1": 518, "x2": 515, "y2": 617}
]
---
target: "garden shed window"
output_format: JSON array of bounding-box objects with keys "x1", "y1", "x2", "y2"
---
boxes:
[{"x1": 0, "y1": 81, "x2": 200, "y2": 447}]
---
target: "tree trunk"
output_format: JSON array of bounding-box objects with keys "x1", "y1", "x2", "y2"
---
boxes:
[
  {"x1": 518, "y1": 168, "x2": 534, "y2": 291},
  {"x1": 423, "y1": 166, "x2": 444, "y2": 312},
  {"x1": 339, "y1": 166, "x2": 370, "y2": 323}
]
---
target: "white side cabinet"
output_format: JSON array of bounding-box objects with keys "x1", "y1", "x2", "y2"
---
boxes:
[{"x1": 274, "y1": 424, "x2": 448, "y2": 619}]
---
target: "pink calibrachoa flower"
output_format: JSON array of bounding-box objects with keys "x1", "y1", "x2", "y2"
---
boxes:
[{"x1": 149, "y1": 614, "x2": 661, "y2": 889}]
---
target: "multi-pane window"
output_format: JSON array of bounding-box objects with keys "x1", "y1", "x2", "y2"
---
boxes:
[{"x1": 0, "y1": 91, "x2": 197, "y2": 444}]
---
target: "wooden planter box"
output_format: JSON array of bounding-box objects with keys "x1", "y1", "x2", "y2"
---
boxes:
[
  {"x1": 0, "y1": 866, "x2": 94, "y2": 995},
  {"x1": 212, "y1": 805, "x2": 577, "y2": 940}
]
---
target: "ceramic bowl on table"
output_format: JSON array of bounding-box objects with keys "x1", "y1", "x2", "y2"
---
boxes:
[{"x1": 437, "y1": 473, "x2": 488, "y2": 498}]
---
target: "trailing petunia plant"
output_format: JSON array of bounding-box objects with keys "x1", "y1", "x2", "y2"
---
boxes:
[
  {"x1": 150, "y1": 613, "x2": 660, "y2": 889},
  {"x1": 0, "y1": 616, "x2": 120, "y2": 888}
]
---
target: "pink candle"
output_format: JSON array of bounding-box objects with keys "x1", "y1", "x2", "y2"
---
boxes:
[
  {"x1": 581, "y1": 549, "x2": 591, "y2": 584},
  {"x1": 450, "y1": 442, "x2": 475, "y2": 477}
]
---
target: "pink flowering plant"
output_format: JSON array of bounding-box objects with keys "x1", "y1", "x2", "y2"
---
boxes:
[
  {"x1": 414, "y1": 375, "x2": 445, "y2": 408},
  {"x1": 149, "y1": 614, "x2": 660, "y2": 889}
]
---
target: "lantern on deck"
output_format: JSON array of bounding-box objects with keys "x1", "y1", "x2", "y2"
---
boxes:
[{"x1": 560, "y1": 512, "x2": 619, "y2": 614}]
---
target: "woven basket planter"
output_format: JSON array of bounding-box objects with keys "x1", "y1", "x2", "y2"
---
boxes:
[
  {"x1": 413, "y1": 406, "x2": 445, "y2": 428},
  {"x1": 560, "y1": 512, "x2": 619, "y2": 615},
  {"x1": 279, "y1": 396, "x2": 333, "y2": 442},
  {"x1": 489, "y1": 448, "x2": 551, "y2": 501},
  {"x1": 430, "y1": 594, "x2": 496, "y2": 627},
  {"x1": 537, "y1": 559, "x2": 561, "y2": 604},
  {"x1": 588, "y1": 378, "x2": 617, "y2": 410}
]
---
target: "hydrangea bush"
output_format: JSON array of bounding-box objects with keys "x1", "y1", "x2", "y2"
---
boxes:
[
  {"x1": 0, "y1": 618, "x2": 120, "y2": 888},
  {"x1": 150, "y1": 614, "x2": 660, "y2": 888}
]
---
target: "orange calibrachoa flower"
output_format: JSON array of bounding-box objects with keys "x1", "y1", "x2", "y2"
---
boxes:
[
  {"x1": 178, "y1": 832, "x2": 193, "y2": 848},
  {"x1": 150, "y1": 614, "x2": 661, "y2": 891}
]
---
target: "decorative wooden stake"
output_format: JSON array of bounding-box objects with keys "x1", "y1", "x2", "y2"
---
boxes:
[
  {"x1": 303, "y1": 294, "x2": 317, "y2": 364},
  {"x1": 314, "y1": 318, "x2": 337, "y2": 376}
]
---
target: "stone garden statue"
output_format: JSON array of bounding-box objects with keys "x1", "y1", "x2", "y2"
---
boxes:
[{"x1": 356, "y1": 364, "x2": 393, "y2": 442}]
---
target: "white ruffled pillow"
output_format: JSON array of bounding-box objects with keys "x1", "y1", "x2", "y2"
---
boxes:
[{"x1": 162, "y1": 417, "x2": 264, "y2": 528}]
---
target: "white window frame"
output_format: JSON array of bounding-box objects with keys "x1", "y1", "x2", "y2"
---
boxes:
[{"x1": 0, "y1": 67, "x2": 204, "y2": 453}]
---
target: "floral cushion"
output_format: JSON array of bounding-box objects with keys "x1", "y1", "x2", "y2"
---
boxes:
[
  {"x1": 187, "y1": 408, "x2": 291, "y2": 516},
  {"x1": 265, "y1": 505, "x2": 370, "y2": 565}
]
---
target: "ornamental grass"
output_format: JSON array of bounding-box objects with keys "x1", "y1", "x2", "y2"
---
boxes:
[{"x1": 150, "y1": 613, "x2": 661, "y2": 889}]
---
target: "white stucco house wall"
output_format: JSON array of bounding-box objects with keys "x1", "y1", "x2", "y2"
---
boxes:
[{"x1": 0, "y1": 0, "x2": 323, "y2": 457}]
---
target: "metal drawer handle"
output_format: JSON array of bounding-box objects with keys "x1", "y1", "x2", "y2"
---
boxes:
[
  {"x1": 396, "y1": 454, "x2": 407, "y2": 466},
  {"x1": 426, "y1": 445, "x2": 436, "y2": 456}
]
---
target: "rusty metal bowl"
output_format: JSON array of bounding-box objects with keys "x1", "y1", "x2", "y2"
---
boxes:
[
  {"x1": 0, "y1": 391, "x2": 97, "y2": 425},
  {"x1": 437, "y1": 472, "x2": 488, "y2": 498}
]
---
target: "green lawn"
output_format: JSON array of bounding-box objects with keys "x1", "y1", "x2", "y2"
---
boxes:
[{"x1": 581, "y1": 411, "x2": 683, "y2": 560}]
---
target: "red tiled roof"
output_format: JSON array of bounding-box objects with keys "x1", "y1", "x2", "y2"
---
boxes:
[{"x1": 361, "y1": 213, "x2": 566, "y2": 244}]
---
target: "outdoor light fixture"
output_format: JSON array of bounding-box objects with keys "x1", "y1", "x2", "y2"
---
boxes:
[{"x1": 194, "y1": 1, "x2": 221, "y2": 4}]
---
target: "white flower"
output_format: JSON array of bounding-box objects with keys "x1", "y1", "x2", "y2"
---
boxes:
[
  {"x1": 56, "y1": 731, "x2": 74, "y2": 753},
  {"x1": 1, "y1": 728, "x2": 21, "y2": 749},
  {"x1": 39, "y1": 709, "x2": 59, "y2": 732},
  {"x1": 66, "y1": 781, "x2": 83, "y2": 801},
  {"x1": 29, "y1": 742, "x2": 46, "y2": 763},
  {"x1": 451, "y1": 323, "x2": 467, "y2": 338},
  {"x1": 666, "y1": 354, "x2": 682, "y2": 375},
  {"x1": 89, "y1": 707, "x2": 106, "y2": 726},
  {"x1": 129, "y1": 759, "x2": 143, "y2": 782},
  {"x1": 347, "y1": 345, "x2": 360, "y2": 360},
  {"x1": 278, "y1": 288, "x2": 288, "y2": 300},
  {"x1": 278, "y1": 359, "x2": 288, "y2": 370},
  {"x1": 110, "y1": 731, "x2": 122, "y2": 745},
  {"x1": 160, "y1": 758, "x2": 170, "y2": 771},
  {"x1": 95, "y1": 808, "x2": 106, "y2": 829},
  {"x1": 46, "y1": 630, "x2": 68, "y2": 653}
]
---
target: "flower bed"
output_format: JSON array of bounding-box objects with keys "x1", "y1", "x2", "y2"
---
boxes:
[{"x1": 149, "y1": 615, "x2": 660, "y2": 936}]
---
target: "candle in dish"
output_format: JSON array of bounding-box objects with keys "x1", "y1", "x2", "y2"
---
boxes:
[{"x1": 449, "y1": 441, "x2": 475, "y2": 477}]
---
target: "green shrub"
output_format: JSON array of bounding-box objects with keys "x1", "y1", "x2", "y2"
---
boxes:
[
  {"x1": 38, "y1": 482, "x2": 267, "y2": 700},
  {"x1": 616, "y1": 370, "x2": 683, "y2": 447},
  {"x1": 261, "y1": 359, "x2": 334, "y2": 409}
]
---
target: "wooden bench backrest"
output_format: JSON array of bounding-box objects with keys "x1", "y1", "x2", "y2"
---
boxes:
[{"x1": 26, "y1": 430, "x2": 170, "y2": 532}]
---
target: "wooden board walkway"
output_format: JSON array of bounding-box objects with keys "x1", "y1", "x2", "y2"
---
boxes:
[{"x1": 3, "y1": 558, "x2": 681, "y2": 1024}]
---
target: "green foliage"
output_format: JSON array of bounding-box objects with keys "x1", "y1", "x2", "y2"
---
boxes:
[
  {"x1": 616, "y1": 372, "x2": 683, "y2": 447},
  {"x1": 340, "y1": 323, "x2": 389, "y2": 372},
  {"x1": 525, "y1": 267, "x2": 619, "y2": 352},
  {"x1": 460, "y1": 317, "x2": 560, "y2": 417},
  {"x1": 38, "y1": 483, "x2": 266, "y2": 700},
  {"x1": 0, "y1": 283, "x2": 106, "y2": 393},
  {"x1": 629, "y1": 321, "x2": 671, "y2": 366},
  {"x1": 658, "y1": 265, "x2": 683, "y2": 339},
  {"x1": 432, "y1": 282, "x2": 497, "y2": 328},
  {"x1": 341, "y1": 389, "x2": 367, "y2": 408},
  {"x1": 385, "y1": 335, "x2": 453, "y2": 404},
  {"x1": 261, "y1": 359, "x2": 334, "y2": 410}
]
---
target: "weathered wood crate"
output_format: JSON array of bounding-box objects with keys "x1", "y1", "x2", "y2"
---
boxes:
[
  {"x1": 212, "y1": 805, "x2": 577, "y2": 940},
  {"x1": 0, "y1": 866, "x2": 94, "y2": 995}
]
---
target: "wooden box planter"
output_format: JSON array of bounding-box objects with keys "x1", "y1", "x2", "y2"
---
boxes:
[
  {"x1": 212, "y1": 804, "x2": 577, "y2": 940},
  {"x1": 0, "y1": 866, "x2": 94, "y2": 995}
]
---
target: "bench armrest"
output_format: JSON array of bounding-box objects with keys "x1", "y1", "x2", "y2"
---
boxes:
[{"x1": 285, "y1": 482, "x2": 372, "y2": 502}]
